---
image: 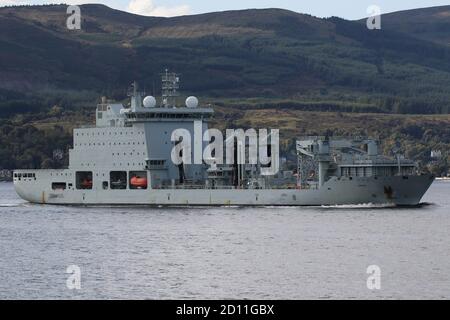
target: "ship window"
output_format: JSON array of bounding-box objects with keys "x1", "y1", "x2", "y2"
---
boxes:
[
  {"x1": 76, "y1": 171, "x2": 93, "y2": 190},
  {"x1": 129, "y1": 171, "x2": 147, "y2": 190},
  {"x1": 110, "y1": 171, "x2": 127, "y2": 189},
  {"x1": 52, "y1": 182, "x2": 67, "y2": 190},
  {"x1": 102, "y1": 181, "x2": 109, "y2": 190},
  {"x1": 149, "y1": 160, "x2": 165, "y2": 166}
]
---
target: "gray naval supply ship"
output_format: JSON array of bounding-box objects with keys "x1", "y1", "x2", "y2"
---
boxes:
[{"x1": 14, "y1": 71, "x2": 434, "y2": 207}]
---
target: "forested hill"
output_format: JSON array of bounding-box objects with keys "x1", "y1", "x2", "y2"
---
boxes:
[
  {"x1": 0, "y1": 4, "x2": 450, "y2": 115},
  {"x1": 380, "y1": 5, "x2": 450, "y2": 47}
]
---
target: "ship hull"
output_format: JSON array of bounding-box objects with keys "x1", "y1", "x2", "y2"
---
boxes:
[{"x1": 14, "y1": 170, "x2": 435, "y2": 207}]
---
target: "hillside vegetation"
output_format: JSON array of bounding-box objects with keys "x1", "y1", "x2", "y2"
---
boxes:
[
  {"x1": 0, "y1": 4, "x2": 449, "y2": 174},
  {"x1": 0, "y1": 4, "x2": 450, "y2": 115}
]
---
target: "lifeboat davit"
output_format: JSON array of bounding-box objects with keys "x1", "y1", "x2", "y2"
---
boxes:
[{"x1": 130, "y1": 176, "x2": 148, "y2": 188}]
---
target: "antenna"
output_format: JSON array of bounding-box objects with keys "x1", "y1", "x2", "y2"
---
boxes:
[
  {"x1": 161, "y1": 69, "x2": 180, "y2": 108},
  {"x1": 128, "y1": 81, "x2": 145, "y2": 111}
]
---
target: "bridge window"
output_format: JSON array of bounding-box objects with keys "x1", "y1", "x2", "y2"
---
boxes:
[{"x1": 146, "y1": 160, "x2": 166, "y2": 169}]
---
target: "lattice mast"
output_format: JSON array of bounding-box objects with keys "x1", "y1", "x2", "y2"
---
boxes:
[{"x1": 161, "y1": 69, "x2": 180, "y2": 108}]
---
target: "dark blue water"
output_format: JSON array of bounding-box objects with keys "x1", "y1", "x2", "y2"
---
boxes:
[{"x1": 0, "y1": 181, "x2": 449, "y2": 299}]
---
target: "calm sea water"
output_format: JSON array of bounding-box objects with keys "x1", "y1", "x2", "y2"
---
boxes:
[{"x1": 0, "y1": 181, "x2": 449, "y2": 300}]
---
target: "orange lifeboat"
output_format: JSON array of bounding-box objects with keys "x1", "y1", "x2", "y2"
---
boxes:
[
  {"x1": 81, "y1": 179, "x2": 92, "y2": 188},
  {"x1": 130, "y1": 176, "x2": 148, "y2": 188}
]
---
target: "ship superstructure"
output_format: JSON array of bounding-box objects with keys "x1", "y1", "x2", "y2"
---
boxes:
[{"x1": 13, "y1": 72, "x2": 434, "y2": 206}]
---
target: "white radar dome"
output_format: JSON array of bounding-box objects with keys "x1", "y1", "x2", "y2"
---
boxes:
[
  {"x1": 143, "y1": 96, "x2": 156, "y2": 108},
  {"x1": 185, "y1": 96, "x2": 199, "y2": 108}
]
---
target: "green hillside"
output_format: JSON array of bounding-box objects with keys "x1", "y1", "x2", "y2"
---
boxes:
[
  {"x1": 380, "y1": 5, "x2": 450, "y2": 47},
  {"x1": 0, "y1": 4, "x2": 450, "y2": 115}
]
